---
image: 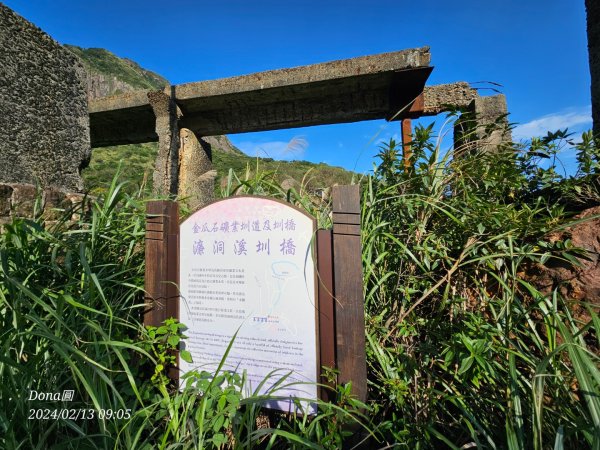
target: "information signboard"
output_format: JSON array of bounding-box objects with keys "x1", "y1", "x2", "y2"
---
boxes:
[{"x1": 179, "y1": 197, "x2": 318, "y2": 413}]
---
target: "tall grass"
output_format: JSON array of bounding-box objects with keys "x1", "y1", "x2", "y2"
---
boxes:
[
  {"x1": 0, "y1": 176, "x2": 369, "y2": 449},
  {"x1": 0, "y1": 178, "x2": 149, "y2": 449},
  {"x1": 362, "y1": 124, "x2": 600, "y2": 448},
  {"x1": 1, "y1": 117, "x2": 598, "y2": 449},
  {"x1": 219, "y1": 162, "x2": 335, "y2": 228}
]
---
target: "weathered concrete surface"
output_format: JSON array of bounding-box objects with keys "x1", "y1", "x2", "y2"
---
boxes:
[
  {"x1": 89, "y1": 48, "x2": 432, "y2": 147},
  {"x1": 148, "y1": 91, "x2": 180, "y2": 196},
  {"x1": 454, "y1": 94, "x2": 511, "y2": 152},
  {"x1": 178, "y1": 129, "x2": 216, "y2": 211},
  {"x1": 422, "y1": 82, "x2": 479, "y2": 115},
  {"x1": 472, "y1": 95, "x2": 512, "y2": 148},
  {"x1": 89, "y1": 90, "x2": 157, "y2": 146},
  {"x1": 0, "y1": 4, "x2": 90, "y2": 192},
  {"x1": 586, "y1": 0, "x2": 600, "y2": 137}
]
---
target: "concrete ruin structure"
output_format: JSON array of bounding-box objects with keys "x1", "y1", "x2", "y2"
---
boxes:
[
  {"x1": 89, "y1": 49, "x2": 509, "y2": 205},
  {"x1": 0, "y1": 2, "x2": 510, "y2": 215},
  {"x1": 0, "y1": 4, "x2": 90, "y2": 225}
]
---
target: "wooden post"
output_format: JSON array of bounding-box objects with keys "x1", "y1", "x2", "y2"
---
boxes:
[
  {"x1": 331, "y1": 185, "x2": 367, "y2": 402},
  {"x1": 316, "y1": 229, "x2": 336, "y2": 402},
  {"x1": 402, "y1": 118, "x2": 412, "y2": 172},
  {"x1": 145, "y1": 200, "x2": 180, "y2": 379}
]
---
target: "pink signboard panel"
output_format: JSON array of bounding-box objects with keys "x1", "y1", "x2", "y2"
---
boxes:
[{"x1": 179, "y1": 197, "x2": 318, "y2": 413}]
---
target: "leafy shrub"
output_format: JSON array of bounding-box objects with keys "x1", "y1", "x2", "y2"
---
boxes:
[
  {"x1": 2, "y1": 116, "x2": 599, "y2": 449},
  {"x1": 363, "y1": 123, "x2": 600, "y2": 448}
]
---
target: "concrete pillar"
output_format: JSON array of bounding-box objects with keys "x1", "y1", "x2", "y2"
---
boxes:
[
  {"x1": 148, "y1": 90, "x2": 217, "y2": 204},
  {"x1": 148, "y1": 90, "x2": 181, "y2": 197},
  {"x1": 586, "y1": 0, "x2": 600, "y2": 137},
  {"x1": 178, "y1": 128, "x2": 216, "y2": 211},
  {"x1": 454, "y1": 94, "x2": 511, "y2": 153}
]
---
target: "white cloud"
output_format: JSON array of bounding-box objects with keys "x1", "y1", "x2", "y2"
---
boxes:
[
  {"x1": 513, "y1": 106, "x2": 592, "y2": 140},
  {"x1": 236, "y1": 136, "x2": 308, "y2": 160}
]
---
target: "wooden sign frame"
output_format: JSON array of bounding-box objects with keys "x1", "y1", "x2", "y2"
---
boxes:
[{"x1": 144, "y1": 185, "x2": 367, "y2": 404}]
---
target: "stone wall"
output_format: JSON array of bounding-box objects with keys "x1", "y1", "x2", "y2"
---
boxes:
[
  {"x1": 0, "y1": 4, "x2": 90, "y2": 192},
  {"x1": 0, "y1": 182, "x2": 84, "y2": 227},
  {"x1": 586, "y1": 0, "x2": 600, "y2": 137}
]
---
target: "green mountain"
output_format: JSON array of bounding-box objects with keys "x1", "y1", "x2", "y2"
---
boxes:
[
  {"x1": 84, "y1": 143, "x2": 356, "y2": 196},
  {"x1": 67, "y1": 46, "x2": 355, "y2": 194},
  {"x1": 66, "y1": 45, "x2": 168, "y2": 95}
]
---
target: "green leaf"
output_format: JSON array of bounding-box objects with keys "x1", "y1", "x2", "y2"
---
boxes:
[
  {"x1": 211, "y1": 433, "x2": 227, "y2": 446},
  {"x1": 217, "y1": 394, "x2": 227, "y2": 411},
  {"x1": 180, "y1": 349, "x2": 193, "y2": 363},
  {"x1": 212, "y1": 414, "x2": 225, "y2": 432},
  {"x1": 458, "y1": 357, "x2": 474, "y2": 375},
  {"x1": 167, "y1": 335, "x2": 180, "y2": 347},
  {"x1": 553, "y1": 426, "x2": 564, "y2": 450}
]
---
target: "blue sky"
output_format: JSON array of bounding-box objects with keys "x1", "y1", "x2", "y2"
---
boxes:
[{"x1": 3, "y1": 0, "x2": 591, "y2": 175}]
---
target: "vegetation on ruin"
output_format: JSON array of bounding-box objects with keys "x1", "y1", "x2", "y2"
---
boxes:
[{"x1": 1, "y1": 116, "x2": 599, "y2": 449}]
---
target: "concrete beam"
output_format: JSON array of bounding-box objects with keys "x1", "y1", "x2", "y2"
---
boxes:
[
  {"x1": 89, "y1": 47, "x2": 432, "y2": 147},
  {"x1": 421, "y1": 82, "x2": 479, "y2": 115},
  {"x1": 89, "y1": 90, "x2": 157, "y2": 146}
]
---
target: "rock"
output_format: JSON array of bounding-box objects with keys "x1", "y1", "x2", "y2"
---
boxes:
[
  {"x1": 526, "y1": 206, "x2": 600, "y2": 304},
  {"x1": 0, "y1": 185, "x2": 13, "y2": 216},
  {"x1": 201, "y1": 135, "x2": 242, "y2": 155},
  {"x1": 42, "y1": 187, "x2": 73, "y2": 220},
  {"x1": 11, "y1": 184, "x2": 38, "y2": 217}
]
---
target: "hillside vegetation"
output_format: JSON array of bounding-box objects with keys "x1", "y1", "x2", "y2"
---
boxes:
[
  {"x1": 84, "y1": 142, "x2": 356, "y2": 195},
  {"x1": 66, "y1": 45, "x2": 168, "y2": 92}
]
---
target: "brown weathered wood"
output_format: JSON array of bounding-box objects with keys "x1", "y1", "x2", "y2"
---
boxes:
[
  {"x1": 316, "y1": 229, "x2": 336, "y2": 402},
  {"x1": 402, "y1": 118, "x2": 413, "y2": 172},
  {"x1": 145, "y1": 222, "x2": 164, "y2": 232},
  {"x1": 332, "y1": 223, "x2": 361, "y2": 236},
  {"x1": 145, "y1": 200, "x2": 180, "y2": 380},
  {"x1": 331, "y1": 185, "x2": 367, "y2": 403},
  {"x1": 332, "y1": 185, "x2": 361, "y2": 215},
  {"x1": 332, "y1": 212, "x2": 361, "y2": 225}
]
